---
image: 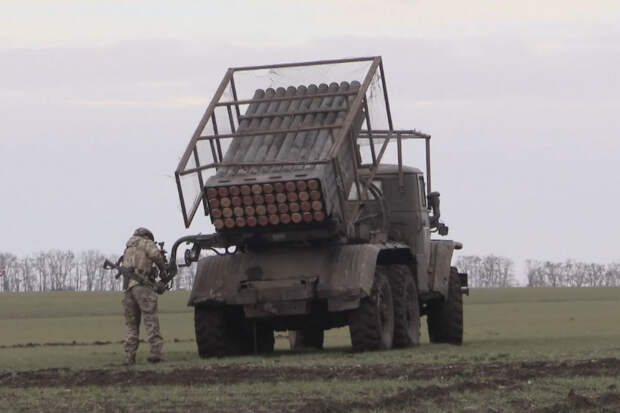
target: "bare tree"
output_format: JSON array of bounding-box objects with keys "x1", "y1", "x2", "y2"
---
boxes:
[
  {"x1": 526, "y1": 259, "x2": 614, "y2": 287},
  {"x1": 18, "y1": 256, "x2": 34, "y2": 292},
  {"x1": 46, "y1": 250, "x2": 76, "y2": 291},
  {"x1": 605, "y1": 263, "x2": 620, "y2": 287},
  {"x1": 173, "y1": 264, "x2": 197, "y2": 291},
  {"x1": 32, "y1": 252, "x2": 51, "y2": 291},
  {"x1": 80, "y1": 250, "x2": 106, "y2": 292},
  {"x1": 0, "y1": 253, "x2": 18, "y2": 292},
  {"x1": 456, "y1": 255, "x2": 515, "y2": 287}
]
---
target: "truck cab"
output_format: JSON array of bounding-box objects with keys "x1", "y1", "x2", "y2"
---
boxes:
[{"x1": 350, "y1": 165, "x2": 432, "y2": 292}]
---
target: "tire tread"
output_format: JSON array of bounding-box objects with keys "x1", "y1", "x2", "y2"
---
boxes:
[{"x1": 349, "y1": 266, "x2": 394, "y2": 351}]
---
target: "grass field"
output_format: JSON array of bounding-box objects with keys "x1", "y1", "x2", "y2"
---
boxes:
[{"x1": 1, "y1": 288, "x2": 620, "y2": 412}]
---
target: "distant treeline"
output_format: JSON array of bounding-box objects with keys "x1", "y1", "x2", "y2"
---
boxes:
[
  {"x1": 0, "y1": 251, "x2": 196, "y2": 293},
  {"x1": 1, "y1": 251, "x2": 619, "y2": 292},
  {"x1": 524, "y1": 259, "x2": 620, "y2": 287},
  {"x1": 456, "y1": 255, "x2": 620, "y2": 288},
  {"x1": 455, "y1": 255, "x2": 516, "y2": 287}
]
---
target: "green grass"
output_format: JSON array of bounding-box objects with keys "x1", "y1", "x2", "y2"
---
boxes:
[
  {"x1": 0, "y1": 290, "x2": 192, "y2": 319},
  {"x1": 0, "y1": 379, "x2": 442, "y2": 412},
  {"x1": 2, "y1": 287, "x2": 620, "y2": 368},
  {"x1": 1, "y1": 287, "x2": 620, "y2": 412}
]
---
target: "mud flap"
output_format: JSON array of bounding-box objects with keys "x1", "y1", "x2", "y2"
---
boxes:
[{"x1": 428, "y1": 240, "x2": 458, "y2": 298}]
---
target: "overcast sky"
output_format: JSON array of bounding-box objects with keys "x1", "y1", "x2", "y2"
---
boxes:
[{"x1": 1, "y1": 1, "x2": 619, "y2": 280}]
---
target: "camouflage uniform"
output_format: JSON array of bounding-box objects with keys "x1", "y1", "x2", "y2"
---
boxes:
[{"x1": 121, "y1": 233, "x2": 166, "y2": 363}]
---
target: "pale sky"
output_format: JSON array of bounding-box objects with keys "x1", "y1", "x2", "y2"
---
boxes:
[{"x1": 1, "y1": 1, "x2": 619, "y2": 280}]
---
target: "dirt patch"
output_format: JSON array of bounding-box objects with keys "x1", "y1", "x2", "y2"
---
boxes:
[
  {"x1": 0, "y1": 341, "x2": 117, "y2": 349},
  {"x1": 535, "y1": 388, "x2": 620, "y2": 412},
  {"x1": 295, "y1": 381, "x2": 500, "y2": 412},
  {"x1": 296, "y1": 399, "x2": 350, "y2": 413},
  {"x1": 1, "y1": 359, "x2": 619, "y2": 413},
  {"x1": 296, "y1": 383, "x2": 620, "y2": 413},
  {"x1": 0, "y1": 338, "x2": 194, "y2": 349},
  {"x1": 1, "y1": 357, "x2": 619, "y2": 390}
]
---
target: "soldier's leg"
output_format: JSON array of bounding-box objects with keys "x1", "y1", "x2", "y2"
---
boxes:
[
  {"x1": 133, "y1": 286, "x2": 164, "y2": 360},
  {"x1": 123, "y1": 290, "x2": 141, "y2": 364}
]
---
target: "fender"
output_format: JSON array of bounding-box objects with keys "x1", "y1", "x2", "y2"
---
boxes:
[
  {"x1": 188, "y1": 244, "x2": 402, "y2": 311},
  {"x1": 428, "y1": 239, "x2": 463, "y2": 298}
]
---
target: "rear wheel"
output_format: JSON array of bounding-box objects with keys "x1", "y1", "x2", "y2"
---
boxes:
[
  {"x1": 427, "y1": 267, "x2": 463, "y2": 344},
  {"x1": 194, "y1": 306, "x2": 246, "y2": 357},
  {"x1": 390, "y1": 265, "x2": 420, "y2": 348},
  {"x1": 195, "y1": 306, "x2": 274, "y2": 357},
  {"x1": 349, "y1": 266, "x2": 394, "y2": 351},
  {"x1": 289, "y1": 328, "x2": 324, "y2": 351}
]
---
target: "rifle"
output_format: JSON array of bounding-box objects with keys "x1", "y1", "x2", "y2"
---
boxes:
[
  {"x1": 150, "y1": 241, "x2": 171, "y2": 283},
  {"x1": 102, "y1": 258, "x2": 168, "y2": 295}
]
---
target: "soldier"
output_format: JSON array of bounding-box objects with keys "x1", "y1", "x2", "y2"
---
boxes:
[{"x1": 121, "y1": 227, "x2": 167, "y2": 365}]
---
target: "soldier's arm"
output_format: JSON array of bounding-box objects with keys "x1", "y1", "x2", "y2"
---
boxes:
[{"x1": 143, "y1": 240, "x2": 166, "y2": 271}]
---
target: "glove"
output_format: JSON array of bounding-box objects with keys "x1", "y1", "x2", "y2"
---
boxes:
[
  {"x1": 159, "y1": 271, "x2": 171, "y2": 284},
  {"x1": 155, "y1": 282, "x2": 167, "y2": 295}
]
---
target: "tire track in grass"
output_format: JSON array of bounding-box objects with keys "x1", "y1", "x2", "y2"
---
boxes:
[
  {"x1": 1, "y1": 358, "x2": 619, "y2": 388},
  {"x1": 0, "y1": 338, "x2": 194, "y2": 349}
]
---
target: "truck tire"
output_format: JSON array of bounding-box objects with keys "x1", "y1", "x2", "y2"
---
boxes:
[
  {"x1": 255, "y1": 323, "x2": 275, "y2": 354},
  {"x1": 349, "y1": 266, "x2": 394, "y2": 351},
  {"x1": 194, "y1": 306, "x2": 241, "y2": 358},
  {"x1": 390, "y1": 265, "x2": 420, "y2": 348},
  {"x1": 194, "y1": 306, "x2": 256, "y2": 358},
  {"x1": 427, "y1": 267, "x2": 463, "y2": 344},
  {"x1": 289, "y1": 329, "x2": 324, "y2": 351}
]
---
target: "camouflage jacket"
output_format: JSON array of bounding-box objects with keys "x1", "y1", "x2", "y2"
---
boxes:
[{"x1": 122, "y1": 235, "x2": 166, "y2": 290}]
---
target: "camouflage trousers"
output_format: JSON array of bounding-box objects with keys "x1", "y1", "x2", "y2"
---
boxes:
[{"x1": 123, "y1": 285, "x2": 163, "y2": 360}]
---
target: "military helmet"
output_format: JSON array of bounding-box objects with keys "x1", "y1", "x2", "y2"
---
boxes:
[{"x1": 133, "y1": 227, "x2": 154, "y2": 241}]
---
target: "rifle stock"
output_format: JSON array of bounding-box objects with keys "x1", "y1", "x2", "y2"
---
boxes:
[{"x1": 102, "y1": 259, "x2": 168, "y2": 294}]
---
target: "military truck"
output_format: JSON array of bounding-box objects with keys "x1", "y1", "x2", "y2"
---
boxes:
[{"x1": 167, "y1": 57, "x2": 467, "y2": 356}]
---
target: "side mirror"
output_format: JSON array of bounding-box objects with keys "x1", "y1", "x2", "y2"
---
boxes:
[
  {"x1": 427, "y1": 191, "x2": 441, "y2": 211},
  {"x1": 428, "y1": 191, "x2": 441, "y2": 226},
  {"x1": 437, "y1": 223, "x2": 449, "y2": 236}
]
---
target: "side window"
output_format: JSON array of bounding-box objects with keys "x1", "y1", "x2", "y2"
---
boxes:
[{"x1": 418, "y1": 175, "x2": 427, "y2": 208}]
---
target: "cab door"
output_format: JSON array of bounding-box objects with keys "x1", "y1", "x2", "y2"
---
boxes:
[
  {"x1": 380, "y1": 171, "x2": 431, "y2": 293},
  {"x1": 415, "y1": 174, "x2": 432, "y2": 291}
]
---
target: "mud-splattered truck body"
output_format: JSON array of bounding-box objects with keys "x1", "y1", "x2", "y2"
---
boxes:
[{"x1": 168, "y1": 57, "x2": 467, "y2": 356}]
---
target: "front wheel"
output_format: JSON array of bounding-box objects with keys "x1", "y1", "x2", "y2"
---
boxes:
[
  {"x1": 349, "y1": 266, "x2": 394, "y2": 351},
  {"x1": 427, "y1": 267, "x2": 463, "y2": 344},
  {"x1": 390, "y1": 265, "x2": 420, "y2": 348}
]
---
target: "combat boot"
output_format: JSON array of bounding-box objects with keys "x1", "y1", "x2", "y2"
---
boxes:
[
  {"x1": 125, "y1": 354, "x2": 136, "y2": 366},
  {"x1": 147, "y1": 355, "x2": 163, "y2": 363}
]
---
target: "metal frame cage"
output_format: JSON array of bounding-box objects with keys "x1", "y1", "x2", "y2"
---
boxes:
[{"x1": 175, "y1": 56, "x2": 432, "y2": 229}]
